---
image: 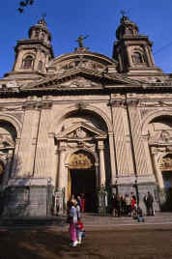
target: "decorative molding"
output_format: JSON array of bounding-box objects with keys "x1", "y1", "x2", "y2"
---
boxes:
[{"x1": 22, "y1": 100, "x2": 52, "y2": 110}]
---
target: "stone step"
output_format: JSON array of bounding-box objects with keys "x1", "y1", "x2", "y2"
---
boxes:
[{"x1": 0, "y1": 212, "x2": 172, "y2": 228}]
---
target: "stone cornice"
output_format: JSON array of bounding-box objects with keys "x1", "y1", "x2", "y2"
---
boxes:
[{"x1": 1, "y1": 72, "x2": 172, "y2": 97}]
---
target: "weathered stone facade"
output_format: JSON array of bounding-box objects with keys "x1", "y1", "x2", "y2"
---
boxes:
[{"x1": 0, "y1": 16, "x2": 172, "y2": 217}]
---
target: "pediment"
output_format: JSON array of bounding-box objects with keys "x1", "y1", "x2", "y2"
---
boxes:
[
  {"x1": 22, "y1": 51, "x2": 141, "y2": 91},
  {"x1": 56, "y1": 122, "x2": 106, "y2": 140},
  {"x1": 23, "y1": 68, "x2": 141, "y2": 91}
]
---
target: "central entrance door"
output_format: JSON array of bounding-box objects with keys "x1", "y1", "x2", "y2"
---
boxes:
[
  {"x1": 68, "y1": 150, "x2": 97, "y2": 212},
  {"x1": 70, "y1": 168, "x2": 97, "y2": 212}
]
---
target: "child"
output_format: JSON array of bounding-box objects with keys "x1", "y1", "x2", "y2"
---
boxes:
[
  {"x1": 76, "y1": 219, "x2": 85, "y2": 245},
  {"x1": 137, "y1": 206, "x2": 145, "y2": 222}
]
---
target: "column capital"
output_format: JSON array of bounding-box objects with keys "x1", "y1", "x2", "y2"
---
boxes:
[
  {"x1": 98, "y1": 140, "x2": 104, "y2": 150},
  {"x1": 58, "y1": 146, "x2": 66, "y2": 152},
  {"x1": 58, "y1": 141, "x2": 66, "y2": 152}
]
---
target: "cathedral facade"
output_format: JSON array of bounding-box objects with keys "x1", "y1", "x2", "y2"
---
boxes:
[{"x1": 0, "y1": 15, "x2": 172, "y2": 217}]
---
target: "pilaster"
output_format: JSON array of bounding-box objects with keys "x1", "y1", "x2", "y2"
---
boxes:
[
  {"x1": 16, "y1": 103, "x2": 41, "y2": 177},
  {"x1": 110, "y1": 98, "x2": 134, "y2": 176}
]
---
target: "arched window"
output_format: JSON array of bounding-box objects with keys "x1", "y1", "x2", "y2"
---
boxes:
[
  {"x1": 22, "y1": 55, "x2": 34, "y2": 69},
  {"x1": 132, "y1": 52, "x2": 145, "y2": 65}
]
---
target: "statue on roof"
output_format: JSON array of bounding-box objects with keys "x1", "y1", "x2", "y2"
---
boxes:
[{"x1": 76, "y1": 35, "x2": 89, "y2": 48}]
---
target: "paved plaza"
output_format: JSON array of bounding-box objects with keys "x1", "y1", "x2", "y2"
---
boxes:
[{"x1": 1, "y1": 213, "x2": 172, "y2": 258}]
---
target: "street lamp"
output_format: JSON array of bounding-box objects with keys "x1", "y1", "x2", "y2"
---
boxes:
[
  {"x1": 134, "y1": 178, "x2": 139, "y2": 206},
  {"x1": 115, "y1": 180, "x2": 118, "y2": 196}
]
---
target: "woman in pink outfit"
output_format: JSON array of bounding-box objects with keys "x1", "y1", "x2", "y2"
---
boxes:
[{"x1": 68, "y1": 199, "x2": 78, "y2": 247}]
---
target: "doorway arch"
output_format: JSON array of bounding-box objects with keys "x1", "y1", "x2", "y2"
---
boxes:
[{"x1": 68, "y1": 150, "x2": 97, "y2": 212}]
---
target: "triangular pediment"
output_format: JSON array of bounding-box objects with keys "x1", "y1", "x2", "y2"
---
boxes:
[
  {"x1": 23, "y1": 68, "x2": 141, "y2": 91},
  {"x1": 56, "y1": 122, "x2": 106, "y2": 140}
]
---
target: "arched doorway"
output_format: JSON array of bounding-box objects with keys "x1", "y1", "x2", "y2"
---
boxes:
[{"x1": 68, "y1": 150, "x2": 97, "y2": 212}]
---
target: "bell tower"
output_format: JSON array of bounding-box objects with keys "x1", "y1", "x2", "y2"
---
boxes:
[
  {"x1": 5, "y1": 17, "x2": 54, "y2": 81},
  {"x1": 112, "y1": 15, "x2": 163, "y2": 78}
]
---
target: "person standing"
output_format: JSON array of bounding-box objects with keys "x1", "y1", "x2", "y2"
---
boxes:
[
  {"x1": 147, "y1": 191, "x2": 154, "y2": 216},
  {"x1": 143, "y1": 191, "x2": 154, "y2": 216},
  {"x1": 125, "y1": 194, "x2": 131, "y2": 216},
  {"x1": 80, "y1": 193, "x2": 86, "y2": 213},
  {"x1": 68, "y1": 199, "x2": 78, "y2": 247}
]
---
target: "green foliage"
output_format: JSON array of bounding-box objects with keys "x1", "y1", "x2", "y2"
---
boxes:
[{"x1": 18, "y1": 0, "x2": 34, "y2": 13}]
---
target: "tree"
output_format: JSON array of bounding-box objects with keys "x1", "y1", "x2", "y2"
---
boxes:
[{"x1": 18, "y1": 0, "x2": 35, "y2": 13}]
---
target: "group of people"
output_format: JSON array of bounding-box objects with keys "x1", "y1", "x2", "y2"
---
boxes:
[
  {"x1": 66, "y1": 195, "x2": 85, "y2": 247},
  {"x1": 110, "y1": 193, "x2": 138, "y2": 217},
  {"x1": 66, "y1": 191, "x2": 154, "y2": 247},
  {"x1": 111, "y1": 191, "x2": 154, "y2": 221}
]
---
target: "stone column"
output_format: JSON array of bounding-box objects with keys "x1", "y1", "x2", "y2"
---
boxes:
[
  {"x1": 57, "y1": 143, "x2": 66, "y2": 190},
  {"x1": 56, "y1": 143, "x2": 66, "y2": 215},
  {"x1": 98, "y1": 140, "x2": 106, "y2": 186},
  {"x1": 95, "y1": 162, "x2": 99, "y2": 189}
]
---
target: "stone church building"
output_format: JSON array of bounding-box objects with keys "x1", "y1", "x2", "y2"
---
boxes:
[{"x1": 0, "y1": 15, "x2": 172, "y2": 217}]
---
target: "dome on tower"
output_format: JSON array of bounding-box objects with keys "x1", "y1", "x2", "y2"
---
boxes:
[
  {"x1": 28, "y1": 17, "x2": 52, "y2": 45},
  {"x1": 116, "y1": 15, "x2": 139, "y2": 40}
]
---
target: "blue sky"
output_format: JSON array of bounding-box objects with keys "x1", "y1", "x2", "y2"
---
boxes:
[{"x1": 0, "y1": 0, "x2": 172, "y2": 77}]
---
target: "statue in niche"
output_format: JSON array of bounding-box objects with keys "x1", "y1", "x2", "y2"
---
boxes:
[{"x1": 160, "y1": 130, "x2": 170, "y2": 142}]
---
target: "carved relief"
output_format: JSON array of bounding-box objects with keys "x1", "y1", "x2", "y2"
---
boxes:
[
  {"x1": 0, "y1": 134, "x2": 15, "y2": 149},
  {"x1": 149, "y1": 130, "x2": 172, "y2": 145},
  {"x1": 160, "y1": 130, "x2": 171, "y2": 142},
  {"x1": 59, "y1": 77, "x2": 99, "y2": 89},
  {"x1": 69, "y1": 152, "x2": 93, "y2": 169},
  {"x1": 67, "y1": 127, "x2": 87, "y2": 139},
  {"x1": 159, "y1": 154, "x2": 172, "y2": 171},
  {"x1": 67, "y1": 141, "x2": 95, "y2": 150},
  {"x1": 60, "y1": 59, "x2": 105, "y2": 73},
  {"x1": 58, "y1": 120, "x2": 106, "y2": 139}
]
